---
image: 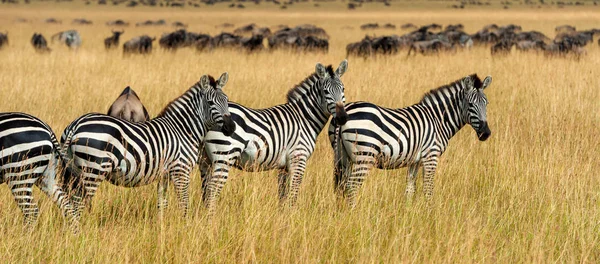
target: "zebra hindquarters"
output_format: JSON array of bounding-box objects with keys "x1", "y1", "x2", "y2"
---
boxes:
[
  {"x1": 6, "y1": 166, "x2": 43, "y2": 225},
  {"x1": 342, "y1": 139, "x2": 378, "y2": 208}
]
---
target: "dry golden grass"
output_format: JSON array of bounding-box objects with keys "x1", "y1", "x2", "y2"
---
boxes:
[{"x1": 0, "y1": 5, "x2": 599, "y2": 263}]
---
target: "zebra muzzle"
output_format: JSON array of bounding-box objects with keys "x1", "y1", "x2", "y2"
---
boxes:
[
  {"x1": 221, "y1": 114, "x2": 236, "y2": 137},
  {"x1": 335, "y1": 102, "x2": 348, "y2": 126},
  {"x1": 477, "y1": 122, "x2": 491, "y2": 141}
]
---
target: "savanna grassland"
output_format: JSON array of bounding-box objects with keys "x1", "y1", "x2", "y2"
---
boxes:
[{"x1": 0, "y1": 2, "x2": 599, "y2": 263}]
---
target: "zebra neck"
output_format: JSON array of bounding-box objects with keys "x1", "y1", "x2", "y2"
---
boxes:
[
  {"x1": 288, "y1": 85, "x2": 330, "y2": 138},
  {"x1": 154, "y1": 95, "x2": 205, "y2": 143},
  {"x1": 420, "y1": 85, "x2": 467, "y2": 141}
]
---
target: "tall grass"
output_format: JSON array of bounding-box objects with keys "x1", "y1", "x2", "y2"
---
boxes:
[{"x1": 0, "y1": 6, "x2": 599, "y2": 263}]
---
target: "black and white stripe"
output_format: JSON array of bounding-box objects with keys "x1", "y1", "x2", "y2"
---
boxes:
[
  {"x1": 329, "y1": 74, "x2": 492, "y2": 206},
  {"x1": 201, "y1": 60, "x2": 348, "y2": 215},
  {"x1": 0, "y1": 112, "x2": 77, "y2": 228},
  {"x1": 61, "y1": 73, "x2": 236, "y2": 220}
]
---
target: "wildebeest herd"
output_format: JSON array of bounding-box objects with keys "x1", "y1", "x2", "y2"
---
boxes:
[
  {"x1": 347, "y1": 23, "x2": 600, "y2": 58},
  {"x1": 2, "y1": 20, "x2": 597, "y2": 58}
]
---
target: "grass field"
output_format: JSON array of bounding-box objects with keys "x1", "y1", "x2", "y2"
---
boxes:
[{"x1": 0, "y1": 4, "x2": 599, "y2": 263}]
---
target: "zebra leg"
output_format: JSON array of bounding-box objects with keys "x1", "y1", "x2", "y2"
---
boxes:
[
  {"x1": 170, "y1": 169, "x2": 191, "y2": 217},
  {"x1": 277, "y1": 168, "x2": 290, "y2": 202},
  {"x1": 405, "y1": 163, "x2": 420, "y2": 201},
  {"x1": 204, "y1": 159, "x2": 232, "y2": 217},
  {"x1": 74, "y1": 170, "x2": 105, "y2": 218},
  {"x1": 284, "y1": 154, "x2": 308, "y2": 207},
  {"x1": 422, "y1": 156, "x2": 439, "y2": 202},
  {"x1": 333, "y1": 152, "x2": 349, "y2": 200},
  {"x1": 157, "y1": 174, "x2": 169, "y2": 214},
  {"x1": 198, "y1": 154, "x2": 211, "y2": 203},
  {"x1": 345, "y1": 158, "x2": 375, "y2": 208},
  {"x1": 8, "y1": 173, "x2": 39, "y2": 225}
]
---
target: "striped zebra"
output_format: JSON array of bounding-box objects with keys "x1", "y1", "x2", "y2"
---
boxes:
[
  {"x1": 60, "y1": 73, "x2": 236, "y2": 219},
  {"x1": 328, "y1": 74, "x2": 492, "y2": 206},
  {"x1": 201, "y1": 60, "x2": 348, "y2": 215},
  {"x1": 0, "y1": 112, "x2": 77, "y2": 228}
]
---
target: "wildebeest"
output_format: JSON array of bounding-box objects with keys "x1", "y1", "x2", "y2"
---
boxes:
[
  {"x1": 72, "y1": 18, "x2": 93, "y2": 25},
  {"x1": 400, "y1": 23, "x2": 418, "y2": 30},
  {"x1": 172, "y1": 21, "x2": 187, "y2": 28},
  {"x1": 104, "y1": 30, "x2": 124, "y2": 49},
  {"x1": 210, "y1": 32, "x2": 241, "y2": 48},
  {"x1": 31, "y1": 33, "x2": 51, "y2": 53},
  {"x1": 490, "y1": 40, "x2": 515, "y2": 55},
  {"x1": 555, "y1": 25, "x2": 576, "y2": 34},
  {"x1": 516, "y1": 40, "x2": 545, "y2": 51},
  {"x1": 51, "y1": 30, "x2": 82, "y2": 49},
  {"x1": 233, "y1": 23, "x2": 271, "y2": 37},
  {"x1": 407, "y1": 39, "x2": 454, "y2": 56},
  {"x1": 0, "y1": 32, "x2": 8, "y2": 49},
  {"x1": 360, "y1": 23, "x2": 379, "y2": 30},
  {"x1": 136, "y1": 19, "x2": 166, "y2": 26},
  {"x1": 45, "y1": 18, "x2": 61, "y2": 24},
  {"x1": 159, "y1": 29, "x2": 207, "y2": 50},
  {"x1": 240, "y1": 34, "x2": 265, "y2": 52},
  {"x1": 107, "y1": 86, "x2": 150, "y2": 123},
  {"x1": 123, "y1": 35, "x2": 156, "y2": 54},
  {"x1": 106, "y1": 19, "x2": 129, "y2": 26}
]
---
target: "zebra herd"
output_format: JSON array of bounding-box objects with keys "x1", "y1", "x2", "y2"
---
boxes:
[{"x1": 0, "y1": 60, "x2": 493, "y2": 233}]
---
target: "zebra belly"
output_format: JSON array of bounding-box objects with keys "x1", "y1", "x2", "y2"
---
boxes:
[{"x1": 237, "y1": 141, "x2": 286, "y2": 171}]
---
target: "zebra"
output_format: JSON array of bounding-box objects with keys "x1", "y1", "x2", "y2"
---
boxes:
[
  {"x1": 201, "y1": 60, "x2": 348, "y2": 215},
  {"x1": 60, "y1": 73, "x2": 236, "y2": 220},
  {"x1": 51, "y1": 30, "x2": 82, "y2": 49},
  {"x1": 328, "y1": 74, "x2": 492, "y2": 206},
  {"x1": 0, "y1": 112, "x2": 78, "y2": 229}
]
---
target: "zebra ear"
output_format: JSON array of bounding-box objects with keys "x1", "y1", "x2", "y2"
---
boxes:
[
  {"x1": 217, "y1": 72, "x2": 229, "y2": 90},
  {"x1": 315, "y1": 63, "x2": 327, "y2": 78},
  {"x1": 481, "y1": 76, "x2": 492, "y2": 90},
  {"x1": 336, "y1": 59, "x2": 348, "y2": 77},
  {"x1": 199, "y1": 75, "x2": 211, "y2": 92}
]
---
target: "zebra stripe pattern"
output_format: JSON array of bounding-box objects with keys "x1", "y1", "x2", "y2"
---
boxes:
[
  {"x1": 0, "y1": 112, "x2": 77, "y2": 228},
  {"x1": 201, "y1": 60, "x2": 348, "y2": 215},
  {"x1": 60, "y1": 73, "x2": 236, "y2": 220},
  {"x1": 329, "y1": 74, "x2": 492, "y2": 206}
]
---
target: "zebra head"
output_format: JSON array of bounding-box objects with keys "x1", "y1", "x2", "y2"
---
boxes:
[
  {"x1": 462, "y1": 74, "x2": 492, "y2": 141},
  {"x1": 199, "y1": 73, "x2": 236, "y2": 137},
  {"x1": 315, "y1": 59, "x2": 348, "y2": 125}
]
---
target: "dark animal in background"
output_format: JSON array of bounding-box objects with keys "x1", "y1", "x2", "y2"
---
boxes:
[
  {"x1": 106, "y1": 19, "x2": 129, "y2": 26},
  {"x1": 45, "y1": 18, "x2": 62, "y2": 24},
  {"x1": 159, "y1": 29, "x2": 206, "y2": 50},
  {"x1": 72, "y1": 18, "x2": 93, "y2": 25},
  {"x1": 123, "y1": 35, "x2": 155, "y2": 54},
  {"x1": 107, "y1": 86, "x2": 150, "y2": 123},
  {"x1": 241, "y1": 34, "x2": 265, "y2": 52},
  {"x1": 0, "y1": 32, "x2": 8, "y2": 49},
  {"x1": 491, "y1": 39, "x2": 514, "y2": 55},
  {"x1": 31, "y1": 33, "x2": 51, "y2": 53},
  {"x1": 51, "y1": 30, "x2": 82, "y2": 49},
  {"x1": 104, "y1": 30, "x2": 124, "y2": 49}
]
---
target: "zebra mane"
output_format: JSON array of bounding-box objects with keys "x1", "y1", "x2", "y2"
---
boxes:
[
  {"x1": 419, "y1": 74, "x2": 481, "y2": 104},
  {"x1": 286, "y1": 65, "x2": 334, "y2": 103},
  {"x1": 157, "y1": 76, "x2": 216, "y2": 118}
]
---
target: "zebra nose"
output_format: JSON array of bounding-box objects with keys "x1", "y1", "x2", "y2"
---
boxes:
[
  {"x1": 221, "y1": 114, "x2": 236, "y2": 137},
  {"x1": 477, "y1": 122, "x2": 491, "y2": 141}
]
